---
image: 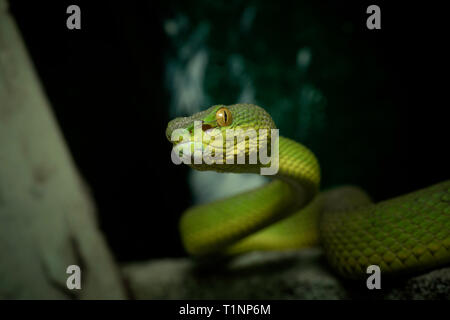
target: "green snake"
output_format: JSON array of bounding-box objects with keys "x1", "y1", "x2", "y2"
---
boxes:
[{"x1": 166, "y1": 103, "x2": 450, "y2": 278}]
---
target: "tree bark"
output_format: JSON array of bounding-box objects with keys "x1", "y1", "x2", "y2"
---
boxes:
[{"x1": 0, "y1": 0, "x2": 126, "y2": 299}]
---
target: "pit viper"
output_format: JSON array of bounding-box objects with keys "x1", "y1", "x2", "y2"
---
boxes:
[{"x1": 166, "y1": 103, "x2": 450, "y2": 278}]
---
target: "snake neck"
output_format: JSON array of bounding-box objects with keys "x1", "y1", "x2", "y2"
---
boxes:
[
  {"x1": 275, "y1": 136, "x2": 321, "y2": 208},
  {"x1": 179, "y1": 136, "x2": 321, "y2": 256}
]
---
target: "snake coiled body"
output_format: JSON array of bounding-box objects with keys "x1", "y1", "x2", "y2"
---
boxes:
[{"x1": 166, "y1": 103, "x2": 450, "y2": 278}]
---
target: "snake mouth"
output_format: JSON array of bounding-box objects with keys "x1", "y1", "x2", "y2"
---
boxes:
[
  {"x1": 202, "y1": 123, "x2": 214, "y2": 131},
  {"x1": 172, "y1": 126, "x2": 221, "y2": 147},
  {"x1": 186, "y1": 120, "x2": 215, "y2": 134}
]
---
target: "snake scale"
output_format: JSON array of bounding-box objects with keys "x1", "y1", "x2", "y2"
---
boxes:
[{"x1": 166, "y1": 103, "x2": 450, "y2": 278}]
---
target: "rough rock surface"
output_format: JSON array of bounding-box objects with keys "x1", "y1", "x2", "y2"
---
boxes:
[
  {"x1": 0, "y1": 0, "x2": 125, "y2": 299},
  {"x1": 122, "y1": 249, "x2": 450, "y2": 300}
]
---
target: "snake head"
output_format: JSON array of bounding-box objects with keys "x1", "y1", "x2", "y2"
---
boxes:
[{"x1": 166, "y1": 104, "x2": 277, "y2": 173}]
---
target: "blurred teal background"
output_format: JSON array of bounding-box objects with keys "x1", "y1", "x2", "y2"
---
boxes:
[{"x1": 163, "y1": 1, "x2": 396, "y2": 204}]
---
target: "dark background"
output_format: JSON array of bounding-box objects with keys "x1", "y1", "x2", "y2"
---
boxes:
[{"x1": 8, "y1": 0, "x2": 449, "y2": 262}]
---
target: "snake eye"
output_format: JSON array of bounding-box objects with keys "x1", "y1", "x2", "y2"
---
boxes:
[{"x1": 215, "y1": 107, "x2": 233, "y2": 127}]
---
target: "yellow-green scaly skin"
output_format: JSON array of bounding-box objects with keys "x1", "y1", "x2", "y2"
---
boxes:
[{"x1": 166, "y1": 103, "x2": 450, "y2": 279}]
